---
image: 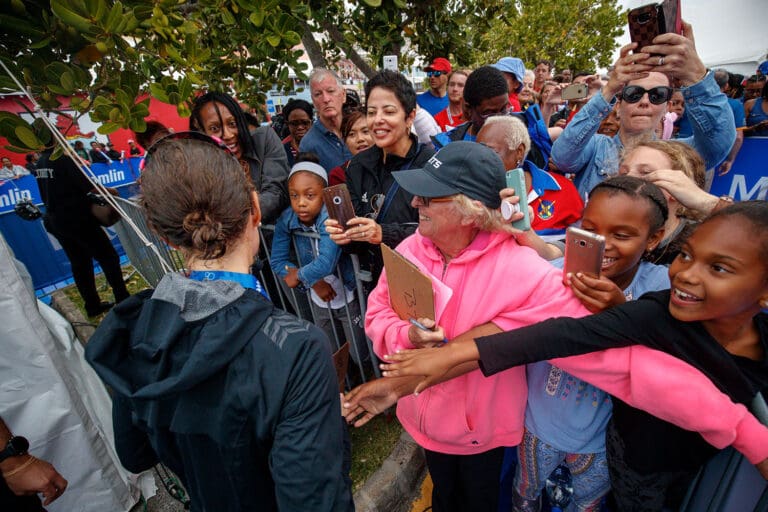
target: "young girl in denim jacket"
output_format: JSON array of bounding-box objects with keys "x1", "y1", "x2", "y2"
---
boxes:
[{"x1": 270, "y1": 160, "x2": 368, "y2": 366}]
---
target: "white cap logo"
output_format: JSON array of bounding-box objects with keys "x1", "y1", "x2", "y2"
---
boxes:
[{"x1": 427, "y1": 155, "x2": 442, "y2": 169}]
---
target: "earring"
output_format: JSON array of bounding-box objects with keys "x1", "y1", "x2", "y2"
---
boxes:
[{"x1": 516, "y1": 159, "x2": 522, "y2": 167}]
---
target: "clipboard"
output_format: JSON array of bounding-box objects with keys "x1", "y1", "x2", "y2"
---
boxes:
[{"x1": 381, "y1": 243, "x2": 436, "y2": 321}]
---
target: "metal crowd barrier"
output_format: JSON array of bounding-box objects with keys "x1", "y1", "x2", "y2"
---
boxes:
[
  {"x1": 258, "y1": 225, "x2": 380, "y2": 385},
  {"x1": 112, "y1": 197, "x2": 185, "y2": 287},
  {"x1": 112, "y1": 197, "x2": 379, "y2": 387}
]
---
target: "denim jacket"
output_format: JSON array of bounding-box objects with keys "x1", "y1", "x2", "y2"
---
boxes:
[
  {"x1": 270, "y1": 205, "x2": 356, "y2": 292},
  {"x1": 551, "y1": 71, "x2": 736, "y2": 197}
]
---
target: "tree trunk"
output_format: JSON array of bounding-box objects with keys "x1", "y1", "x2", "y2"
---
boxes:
[
  {"x1": 317, "y1": 19, "x2": 377, "y2": 79},
  {"x1": 300, "y1": 21, "x2": 328, "y2": 69}
]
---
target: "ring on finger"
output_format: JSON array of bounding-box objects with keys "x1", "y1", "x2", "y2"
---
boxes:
[{"x1": 659, "y1": 56, "x2": 665, "y2": 66}]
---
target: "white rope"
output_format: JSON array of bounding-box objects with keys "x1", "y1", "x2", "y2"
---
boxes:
[{"x1": 0, "y1": 60, "x2": 175, "y2": 275}]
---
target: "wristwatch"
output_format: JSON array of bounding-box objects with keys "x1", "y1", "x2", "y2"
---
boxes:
[{"x1": 0, "y1": 436, "x2": 29, "y2": 463}]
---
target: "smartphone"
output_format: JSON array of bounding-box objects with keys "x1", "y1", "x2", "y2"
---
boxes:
[
  {"x1": 563, "y1": 227, "x2": 605, "y2": 284},
  {"x1": 561, "y1": 83, "x2": 588, "y2": 101},
  {"x1": 502, "y1": 168, "x2": 531, "y2": 231},
  {"x1": 322, "y1": 184, "x2": 356, "y2": 231},
  {"x1": 628, "y1": 0, "x2": 681, "y2": 54}
]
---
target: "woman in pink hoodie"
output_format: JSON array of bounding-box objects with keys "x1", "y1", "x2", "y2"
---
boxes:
[{"x1": 362, "y1": 142, "x2": 768, "y2": 512}]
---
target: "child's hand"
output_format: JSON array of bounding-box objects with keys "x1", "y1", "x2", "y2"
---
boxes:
[
  {"x1": 283, "y1": 266, "x2": 300, "y2": 288},
  {"x1": 324, "y1": 218, "x2": 351, "y2": 246},
  {"x1": 565, "y1": 272, "x2": 626, "y2": 312},
  {"x1": 381, "y1": 346, "x2": 456, "y2": 394},
  {"x1": 312, "y1": 280, "x2": 337, "y2": 302},
  {"x1": 407, "y1": 317, "x2": 446, "y2": 348}
]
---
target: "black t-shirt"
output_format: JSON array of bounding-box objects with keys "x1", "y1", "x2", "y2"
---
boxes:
[
  {"x1": 36, "y1": 151, "x2": 93, "y2": 221},
  {"x1": 476, "y1": 290, "x2": 768, "y2": 472}
]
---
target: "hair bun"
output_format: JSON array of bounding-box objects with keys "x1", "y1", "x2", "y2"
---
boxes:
[{"x1": 183, "y1": 211, "x2": 226, "y2": 257}]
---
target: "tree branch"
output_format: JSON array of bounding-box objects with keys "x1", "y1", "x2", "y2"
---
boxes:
[
  {"x1": 317, "y1": 19, "x2": 376, "y2": 78},
  {"x1": 300, "y1": 21, "x2": 328, "y2": 69}
]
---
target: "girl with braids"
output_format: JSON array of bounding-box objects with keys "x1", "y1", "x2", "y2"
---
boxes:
[
  {"x1": 190, "y1": 91, "x2": 290, "y2": 224},
  {"x1": 86, "y1": 134, "x2": 354, "y2": 512},
  {"x1": 510, "y1": 176, "x2": 670, "y2": 512},
  {"x1": 380, "y1": 200, "x2": 768, "y2": 511}
]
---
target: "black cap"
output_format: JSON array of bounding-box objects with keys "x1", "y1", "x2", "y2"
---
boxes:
[{"x1": 392, "y1": 141, "x2": 506, "y2": 208}]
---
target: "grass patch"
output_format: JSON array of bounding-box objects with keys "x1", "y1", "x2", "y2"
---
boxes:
[
  {"x1": 65, "y1": 265, "x2": 403, "y2": 491},
  {"x1": 62, "y1": 265, "x2": 151, "y2": 321},
  {"x1": 349, "y1": 411, "x2": 403, "y2": 491}
]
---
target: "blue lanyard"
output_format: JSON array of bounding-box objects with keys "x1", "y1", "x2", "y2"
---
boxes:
[{"x1": 188, "y1": 270, "x2": 270, "y2": 301}]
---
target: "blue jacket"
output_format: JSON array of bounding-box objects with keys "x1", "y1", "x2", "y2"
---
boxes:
[
  {"x1": 551, "y1": 71, "x2": 736, "y2": 197},
  {"x1": 270, "y1": 205, "x2": 355, "y2": 292}
]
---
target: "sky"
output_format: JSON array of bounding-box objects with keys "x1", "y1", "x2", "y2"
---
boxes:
[{"x1": 611, "y1": 0, "x2": 767, "y2": 75}]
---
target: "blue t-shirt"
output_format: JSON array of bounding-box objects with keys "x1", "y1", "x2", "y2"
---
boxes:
[
  {"x1": 416, "y1": 90, "x2": 449, "y2": 117},
  {"x1": 524, "y1": 260, "x2": 670, "y2": 453},
  {"x1": 727, "y1": 97, "x2": 746, "y2": 128}
]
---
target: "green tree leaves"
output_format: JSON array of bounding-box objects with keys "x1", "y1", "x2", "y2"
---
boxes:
[
  {"x1": 475, "y1": 0, "x2": 624, "y2": 74},
  {"x1": 0, "y1": 0, "x2": 623, "y2": 154}
]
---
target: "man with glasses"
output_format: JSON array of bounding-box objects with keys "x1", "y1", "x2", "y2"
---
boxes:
[
  {"x1": 551, "y1": 21, "x2": 735, "y2": 197},
  {"x1": 417, "y1": 58, "x2": 452, "y2": 116},
  {"x1": 300, "y1": 68, "x2": 352, "y2": 171},
  {"x1": 432, "y1": 66, "x2": 510, "y2": 149}
]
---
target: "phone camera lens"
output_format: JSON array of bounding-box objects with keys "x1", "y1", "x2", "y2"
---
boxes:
[
  {"x1": 333, "y1": 196, "x2": 342, "y2": 205},
  {"x1": 578, "y1": 240, "x2": 586, "y2": 247}
]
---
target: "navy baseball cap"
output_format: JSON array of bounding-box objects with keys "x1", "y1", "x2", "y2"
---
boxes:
[{"x1": 392, "y1": 142, "x2": 506, "y2": 209}]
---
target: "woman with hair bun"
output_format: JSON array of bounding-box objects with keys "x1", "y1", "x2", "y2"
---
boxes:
[{"x1": 85, "y1": 134, "x2": 354, "y2": 512}]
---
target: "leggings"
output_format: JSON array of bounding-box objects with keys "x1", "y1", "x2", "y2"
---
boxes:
[{"x1": 512, "y1": 429, "x2": 609, "y2": 512}]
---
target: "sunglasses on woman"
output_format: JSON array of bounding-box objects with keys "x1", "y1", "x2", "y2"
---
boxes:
[
  {"x1": 426, "y1": 71, "x2": 444, "y2": 78},
  {"x1": 620, "y1": 85, "x2": 673, "y2": 105}
]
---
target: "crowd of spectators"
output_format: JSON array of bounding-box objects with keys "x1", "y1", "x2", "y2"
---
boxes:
[{"x1": 4, "y1": 18, "x2": 768, "y2": 512}]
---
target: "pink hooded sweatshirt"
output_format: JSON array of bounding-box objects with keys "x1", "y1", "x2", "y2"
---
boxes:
[{"x1": 366, "y1": 230, "x2": 768, "y2": 462}]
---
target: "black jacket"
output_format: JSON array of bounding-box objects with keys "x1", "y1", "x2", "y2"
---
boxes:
[
  {"x1": 244, "y1": 126, "x2": 290, "y2": 225},
  {"x1": 85, "y1": 273, "x2": 353, "y2": 512},
  {"x1": 344, "y1": 135, "x2": 434, "y2": 278}
]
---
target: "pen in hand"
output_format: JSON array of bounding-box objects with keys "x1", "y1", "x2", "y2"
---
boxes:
[{"x1": 409, "y1": 318, "x2": 448, "y2": 345}]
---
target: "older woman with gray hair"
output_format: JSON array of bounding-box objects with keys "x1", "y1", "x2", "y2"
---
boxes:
[
  {"x1": 477, "y1": 116, "x2": 583, "y2": 237},
  {"x1": 362, "y1": 141, "x2": 592, "y2": 512}
]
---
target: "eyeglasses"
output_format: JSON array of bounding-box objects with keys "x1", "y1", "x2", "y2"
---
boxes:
[
  {"x1": 288, "y1": 120, "x2": 312, "y2": 128},
  {"x1": 140, "y1": 131, "x2": 234, "y2": 170},
  {"x1": 426, "y1": 71, "x2": 444, "y2": 78},
  {"x1": 418, "y1": 196, "x2": 454, "y2": 206},
  {"x1": 477, "y1": 103, "x2": 512, "y2": 120},
  {"x1": 620, "y1": 85, "x2": 673, "y2": 105}
]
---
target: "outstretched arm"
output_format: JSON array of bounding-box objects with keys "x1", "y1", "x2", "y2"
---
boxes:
[{"x1": 345, "y1": 323, "x2": 500, "y2": 425}]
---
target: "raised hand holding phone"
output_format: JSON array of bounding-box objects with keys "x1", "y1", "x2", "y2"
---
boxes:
[{"x1": 501, "y1": 168, "x2": 531, "y2": 231}]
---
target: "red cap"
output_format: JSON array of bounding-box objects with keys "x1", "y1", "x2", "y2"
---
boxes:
[{"x1": 424, "y1": 58, "x2": 452, "y2": 73}]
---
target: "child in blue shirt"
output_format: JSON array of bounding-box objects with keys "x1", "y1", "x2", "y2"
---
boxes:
[
  {"x1": 514, "y1": 176, "x2": 671, "y2": 512},
  {"x1": 270, "y1": 160, "x2": 368, "y2": 366}
]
